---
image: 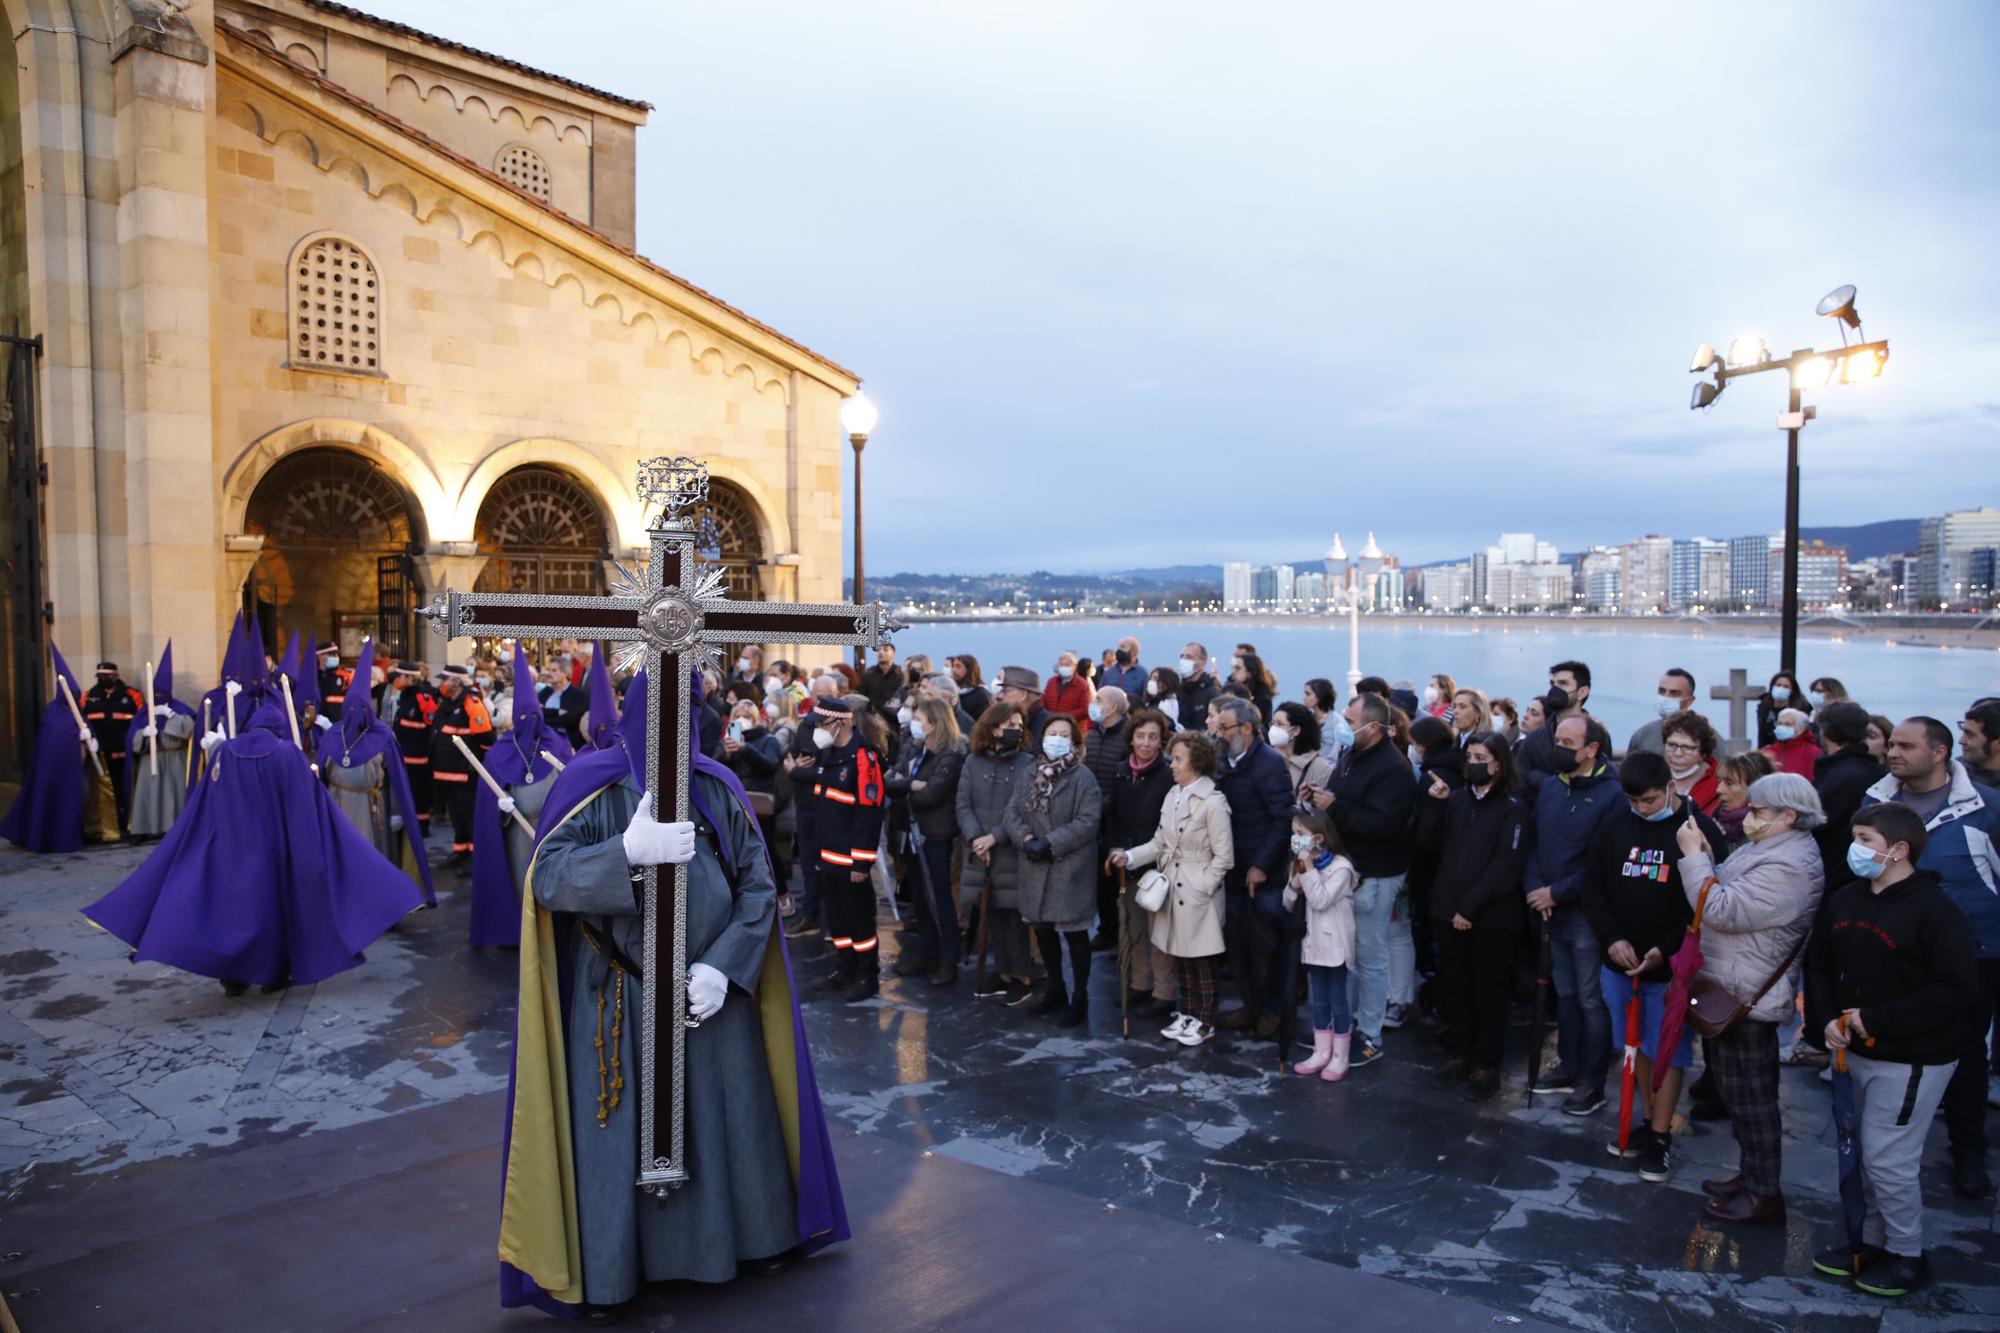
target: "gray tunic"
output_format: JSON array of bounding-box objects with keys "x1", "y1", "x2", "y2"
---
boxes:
[
  {"x1": 531, "y1": 771, "x2": 796, "y2": 1304},
  {"x1": 127, "y1": 713, "x2": 195, "y2": 837},
  {"x1": 503, "y1": 771, "x2": 558, "y2": 895},
  {"x1": 325, "y1": 752, "x2": 400, "y2": 864}
]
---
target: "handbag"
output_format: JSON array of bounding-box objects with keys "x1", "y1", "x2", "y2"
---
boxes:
[
  {"x1": 1135, "y1": 869, "x2": 1170, "y2": 912},
  {"x1": 1684, "y1": 878, "x2": 1810, "y2": 1040}
]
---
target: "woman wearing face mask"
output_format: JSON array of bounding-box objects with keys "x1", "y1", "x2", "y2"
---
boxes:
[
  {"x1": 949, "y1": 655, "x2": 991, "y2": 723},
  {"x1": 1112, "y1": 731, "x2": 1235, "y2": 1047},
  {"x1": 1660, "y1": 711, "x2": 1723, "y2": 815},
  {"x1": 1228, "y1": 654, "x2": 1275, "y2": 727},
  {"x1": 1271, "y1": 703, "x2": 1334, "y2": 799},
  {"x1": 1807, "y1": 677, "x2": 1849, "y2": 716},
  {"x1": 1756, "y1": 672, "x2": 1803, "y2": 749},
  {"x1": 884, "y1": 698, "x2": 968, "y2": 986},
  {"x1": 1714, "y1": 751, "x2": 1778, "y2": 846},
  {"x1": 1761, "y1": 707, "x2": 1823, "y2": 778},
  {"x1": 1804, "y1": 805, "x2": 1979, "y2": 1296},
  {"x1": 1423, "y1": 673, "x2": 1457, "y2": 721},
  {"x1": 1404, "y1": 715, "x2": 1465, "y2": 1010},
  {"x1": 1487, "y1": 697, "x2": 1520, "y2": 747},
  {"x1": 1417, "y1": 732, "x2": 1528, "y2": 1101},
  {"x1": 1101, "y1": 709, "x2": 1178, "y2": 1017},
  {"x1": 1143, "y1": 666, "x2": 1184, "y2": 731},
  {"x1": 1671, "y1": 772, "x2": 1826, "y2": 1225},
  {"x1": 1302, "y1": 678, "x2": 1342, "y2": 762},
  {"x1": 1004, "y1": 716, "x2": 1103, "y2": 1027},
  {"x1": 957, "y1": 704, "x2": 1038, "y2": 998}
]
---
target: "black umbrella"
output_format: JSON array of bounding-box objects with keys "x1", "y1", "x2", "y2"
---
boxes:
[{"x1": 1525, "y1": 917, "x2": 1553, "y2": 1103}]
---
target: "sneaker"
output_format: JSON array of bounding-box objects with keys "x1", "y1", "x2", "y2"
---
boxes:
[
  {"x1": 1560, "y1": 1088, "x2": 1606, "y2": 1117},
  {"x1": 1853, "y1": 1251, "x2": 1930, "y2": 1298},
  {"x1": 1383, "y1": 1002, "x2": 1409, "y2": 1030},
  {"x1": 1348, "y1": 1035, "x2": 1384, "y2": 1068},
  {"x1": 1159, "y1": 1012, "x2": 1192, "y2": 1041},
  {"x1": 971, "y1": 975, "x2": 1010, "y2": 998},
  {"x1": 1607, "y1": 1124, "x2": 1657, "y2": 1160},
  {"x1": 1172, "y1": 1020, "x2": 1215, "y2": 1047},
  {"x1": 1638, "y1": 1132, "x2": 1673, "y2": 1183},
  {"x1": 1812, "y1": 1241, "x2": 1887, "y2": 1279},
  {"x1": 1530, "y1": 1067, "x2": 1577, "y2": 1096}
]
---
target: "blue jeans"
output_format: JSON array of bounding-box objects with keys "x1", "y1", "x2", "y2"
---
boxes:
[
  {"x1": 1307, "y1": 963, "x2": 1353, "y2": 1034},
  {"x1": 1347, "y1": 872, "x2": 1407, "y2": 1044},
  {"x1": 1549, "y1": 909, "x2": 1610, "y2": 1094}
]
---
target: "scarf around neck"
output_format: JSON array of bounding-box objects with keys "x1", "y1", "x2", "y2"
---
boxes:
[{"x1": 1026, "y1": 748, "x2": 1081, "y2": 814}]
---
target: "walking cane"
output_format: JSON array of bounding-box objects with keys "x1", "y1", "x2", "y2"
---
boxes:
[
  {"x1": 1117, "y1": 864, "x2": 1132, "y2": 1038},
  {"x1": 972, "y1": 866, "x2": 994, "y2": 995}
]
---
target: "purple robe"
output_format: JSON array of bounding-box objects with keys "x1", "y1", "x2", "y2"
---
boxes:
[
  {"x1": 469, "y1": 665, "x2": 575, "y2": 948},
  {"x1": 323, "y1": 640, "x2": 436, "y2": 907},
  {"x1": 498, "y1": 671, "x2": 849, "y2": 1315},
  {"x1": 0, "y1": 647, "x2": 86, "y2": 853},
  {"x1": 81, "y1": 728, "x2": 425, "y2": 986}
]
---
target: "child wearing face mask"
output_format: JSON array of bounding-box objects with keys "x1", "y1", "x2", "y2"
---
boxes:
[{"x1": 1285, "y1": 808, "x2": 1359, "y2": 1080}]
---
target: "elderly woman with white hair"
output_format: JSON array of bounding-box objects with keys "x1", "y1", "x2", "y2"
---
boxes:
[
  {"x1": 1761, "y1": 706, "x2": 1824, "y2": 778},
  {"x1": 1672, "y1": 771, "x2": 1827, "y2": 1226}
]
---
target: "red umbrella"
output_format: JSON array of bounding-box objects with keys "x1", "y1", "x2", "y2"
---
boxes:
[
  {"x1": 1651, "y1": 876, "x2": 1715, "y2": 1093},
  {"x1": 1616, "y1": 990, "x2": 1644, "y2": 1154}
]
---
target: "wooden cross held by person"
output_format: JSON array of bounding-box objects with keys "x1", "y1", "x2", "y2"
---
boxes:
[{"x1": 419, "y1": 455, "x2": 900, "y2": 1194}]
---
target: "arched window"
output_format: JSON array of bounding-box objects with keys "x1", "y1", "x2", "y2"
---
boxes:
[
  {"x1": 495, "y1": 144, "x2": 552, "y2": 202},
  {"x1": 696, "y1": 480, "x2": 764, "y2": 600},
  {"x1": 288, "y1": 235, "x2": 382, "y2": 374}
]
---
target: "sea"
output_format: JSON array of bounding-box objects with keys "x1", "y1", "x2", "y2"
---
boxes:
[{"x1": 886, "y1": 617, "x2": 1998, "y2": 746}]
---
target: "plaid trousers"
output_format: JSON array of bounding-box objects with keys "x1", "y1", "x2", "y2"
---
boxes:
[
  {"x1": 1707, "y1": 1018, "x2": 1784, "y2": 1196},
  {"x1": 1175, "y1": 954, "x2": 1220, "y2": 1025}
]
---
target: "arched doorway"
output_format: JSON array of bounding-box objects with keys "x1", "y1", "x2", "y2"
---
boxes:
[
  {"x1": 697, "y1": 478, "x2": 764, "y2": 600},
  {"x1": 475, "y1": 465, "x2": 610, "y2": 666},
  {"x1": 243, "y1": 446, "x2": 421, "y2": 659}
]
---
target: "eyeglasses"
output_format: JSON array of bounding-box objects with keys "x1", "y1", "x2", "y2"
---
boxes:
[{"x1": 1662, "y1": 740, "x2": 1702, "y2": 755}]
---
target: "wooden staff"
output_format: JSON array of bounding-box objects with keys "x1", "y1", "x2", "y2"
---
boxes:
[
  {"x1": 144, "y1": 658, "x2": 158, "y2": 776},
  {"x1": 57, "y1": 675, "x2": 108, "y2": 781},
  {"x1": 539, "y1": 748, "x2": 567, "y2": 772},
  {"x1": 452, "y1": 734, "x2": 537, "y2": 836}
]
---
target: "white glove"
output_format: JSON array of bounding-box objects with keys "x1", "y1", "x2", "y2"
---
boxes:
[
  {"x1": 200, "y1": 728, "x2": 227, "y2": 753},
  {"x1": 85, "y1": 736, "x2": 100, "y2": 754},
  {"x1": 313, "y1": 715, "x2": 333, "y2": 732},
  {"x1": 78, "y1": 725, "x2": 91, "y2": 744},
  {"x1": 139, "y1": 724, "x2": 158, "y2": 739},
  {"x1": 622, "y1": 805, "x2": 697, "y2": 867},
  {"x1": 152, "y1": 704, "x2": 172, "y2": 719},
  {"x1": 688, "y1": 962, "x2": 727, "y2": 1022},
  {"x1": 389, "y1": 815, "x2": 404, "y2": 833},
  {"x1": 225, "y1": 681, "x2": 243, "y2": 698},
  {"x1": 497, "y1": 795, "x2": 517, "y2": 815}
]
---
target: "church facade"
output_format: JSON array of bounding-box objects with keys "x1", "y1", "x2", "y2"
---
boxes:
[{"x1": 0, "y1": 0, "x2": 858, "y2": 777}]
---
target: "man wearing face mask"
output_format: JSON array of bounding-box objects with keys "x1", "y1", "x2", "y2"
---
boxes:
[
  {"x1": 1518, "y1": 660, "x2": 1594, "y2": 797},
  {"x1": 1177, "y1": 643, "x2": 1220, "y2": 732},
  {"x1": 1302, "y1": 692, "x2": 1416, "y2": 1065},
  {"x1": 1043, "y1": 651, "x2": 1093, "y2": 737},
  {"x1": 1627, "y1": 668, "x2": 1696, "y2": 759},
  {"x1": 1084, "y1": 687, "x2": 1134, "y2": 950},
  {"x1": 1577, "y1": 751, "x2": 1729, "y2": 1181},
  {"x1": 1102, "y1": 637, "x2": 1146, "y2": 697},
  {"x1": 994, "y1": 665, "x2": 1053, "y2": 744},
  {"x1": 318, "y1": 648, "x2": 349, "y2": 725},
  {"x1": 805, "y1": 697, "x2": 888, "y2": 1000},
  {"x1": 1206, "y1": 697, "x2": 1297, "y2": 1037},
  {"x1": 1521, "y1": 713, "x2": 1621, "y2": 1114},
  {"x1": 82, "y1": 662, "x2": 146, "y2": 835}
]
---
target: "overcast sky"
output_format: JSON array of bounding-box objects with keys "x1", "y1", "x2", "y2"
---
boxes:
[{"x1": 366, "y1": 2, "x2": 1999, "y2": 574}]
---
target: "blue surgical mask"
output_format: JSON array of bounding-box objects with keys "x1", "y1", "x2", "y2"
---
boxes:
[
  {"x1": 1289, "y1": 832, "x2": 1315, "y2": 857},
  {"x1": 1088, "y1": 702, "x2": 1104, "y2": 722},
  {"x1": 1770, "y1": 685, "x2": 1792, "y2": 703},
  {"x1": 1332, "y1": 717, "x2": 1356, "y2": 747},
  {"x1": 1809, "y1": 690, "x2": 1826, "y2": 709},
  {"x1": 1042, "y1": 734, "x2": 1073, "y2": 761},
  {"x1": 1846, "y1": 841, "x2": 1887, "y2": 880},
  {"x1": 1636, "y1": 801, "x2": 1676, "y2": 823},
  {"x1": 1774, "y1": 724, "x2": 1798, "y2": 742}
]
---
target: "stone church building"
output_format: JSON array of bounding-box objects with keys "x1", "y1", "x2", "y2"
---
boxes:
[{"x1": 0, "y1": 0, "x2": 858, "y2": 775}]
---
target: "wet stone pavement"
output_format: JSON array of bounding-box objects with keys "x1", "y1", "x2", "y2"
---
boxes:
[{"x1": 2, "y1": 838, "x2": 1998, "y2": 1333}]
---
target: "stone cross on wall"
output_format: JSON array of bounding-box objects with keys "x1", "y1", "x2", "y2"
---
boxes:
[{"x1": 1709, "y1": 668, "x2": 1767, "y2": 755}]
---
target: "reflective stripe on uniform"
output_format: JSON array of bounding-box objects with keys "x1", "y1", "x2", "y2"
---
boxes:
[
  {"x1": 820, "y1": 850, "x2": 854, "y2": 866},
  {"x1": 821, "y1": 789, "x2": 858, "y2": 805},
  {"x1": 849, "y1": 848, "x2": 877, "y2": 863},
  {"x1": 851, "y1": 937, "x2": 879, "y2": 953}
]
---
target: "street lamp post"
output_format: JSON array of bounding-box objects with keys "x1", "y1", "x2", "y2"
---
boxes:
[
  {"x1": 1325, "y1": 531, "x2": 1384, "y2": 691},
  {"x1": 840, "y1": 392, "x2": 878, "y2": 667},
  {"x1": 1689, "y1": 285, "x2": 1888, "y2": 674}
]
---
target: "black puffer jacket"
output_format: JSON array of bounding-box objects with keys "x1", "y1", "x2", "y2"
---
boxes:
[{"x1": 1415, "y1": 785, "x2": 1527, "y2": 928}]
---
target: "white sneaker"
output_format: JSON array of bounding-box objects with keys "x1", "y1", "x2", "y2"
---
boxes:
[
  {"x1": 1159, "y1": 1012, "x2": 1192, "y2": 1041},
  {"x1": 1173, "y1": 1020, "x2": 1216, "y2": 1047}
]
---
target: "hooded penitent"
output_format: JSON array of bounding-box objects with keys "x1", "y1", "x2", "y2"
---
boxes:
[
  {"x1": 124, "y1": 644, "x2": 201, "y2": 835},
  {"x1": 319, "y1": 639, "x2": 437, "y2": 907},
  {"x1": 0, "y1": 645, "x2": 87, "y2": 853},
  {"x1": 496, "y1": 668, "x2": 849, "y2": 1314},
  {"x1": 469, "y1": 643, "x2": 577, "y2": 948},
  {"x1": 584, "y1": 642, "x2": 619, "y2": 750},
  {"x1": 199, "y1": 611, "x2": 270, "y2": 736}
]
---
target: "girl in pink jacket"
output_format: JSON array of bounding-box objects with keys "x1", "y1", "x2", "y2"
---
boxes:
[{"x1": 1284, "y1": 808, "x2": 1360, "y2": 1080}]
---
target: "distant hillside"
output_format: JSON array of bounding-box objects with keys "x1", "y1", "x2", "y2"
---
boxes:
[{"x1": 1799, "y1": 519, "x2": 1920, "y2": 561}]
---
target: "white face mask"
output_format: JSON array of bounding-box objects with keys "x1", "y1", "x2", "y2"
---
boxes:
[
  {"x1": 910, "y1": 718, "x2": 928, "y2": 741},
  {"x1": 1145, "y1": 679, "x2": 1161, "y2": 698},
  {"x1": 764, "y1": 701, "x2": 781, "y2": 719},
  {"x1": 1159, "y1": 697, "x2": 1180, "y2": 722},
  {"x1": 764, "y1": 674, "x2": 782, "y2": 694},
  {"x1": 897, "y1": 705, "x2": 913, "y2": 726},
  {"x1": 738, "y1": 657, "x2": 755, "y2": 673},
  {"x1": 812, "y1": 727, "x2": 835, "y2": 750},
  {"x1": 1178, "y1": 656, "x2": 1198, "y2": 676},
  {"x1": 1268, "y1": 724, "x2": 1293, "y2": 750},
  {"x1": 1656, "y1": 696, "x2": 1683, "y2": 718},
  {"x1": 1422, "y1": 686, "x2": 1440, "y2": 705},
  {"x1": 1057, "y1": 664, "x2": 1075, "y2": 680},
  {"x1": 1670, "y1": 760, "x2": 1703, "y2": 780}
]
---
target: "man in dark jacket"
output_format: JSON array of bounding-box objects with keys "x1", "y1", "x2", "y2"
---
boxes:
[
  {"x1": 1812, "y1": 701, "x2": 1887, "y2": 872},
  {"x1": 1305, "y1": 691, "x2": 1416, "y2": 1065},
  {"x1": 1521, "y1": 712, "x2": 1620, "y2": 1115},
  {"x1": 1177, "y1": 642, "x2": 1221, "y2": 731},
  {"x1": 994, "y1": 665, "x2": 1052, "y2": 743},
  {"x1": 1084, "y1": 686, "x2": 1134, "y2": 949},
  {"x1": 82, "y1": 662, "x2": 145, "y2": 833},
  {"x1": 1102, "y1": 636, "x2": 1146, "y2": 697},
  {"x1": 1518, "y1": 660, "x2": 1595, "y2": 796},
  {"x1": 860, "y1": 643, "x2": 905, "y2": 714},
  {"x1": 1578, "y1": 751, "x2": 1729, "y2": 1179},
  {"x1": 1209, "y1": 696, "x2": 1296, "y2": 1036},
  {"x1": 1806, "y1": 803, "x2": 1979, "y2": 1296}
]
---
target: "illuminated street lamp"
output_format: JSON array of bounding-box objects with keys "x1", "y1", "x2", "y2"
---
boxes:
[
  {"x1": 1688, "y1": 285, "x2": 1889, "y2": 672},
  {"x1": 1325, "y1": 532, "x2": 1384, "y2": 690},
  {"x1": 840, "y1": 392, "x2": 879, "y2": 665}
]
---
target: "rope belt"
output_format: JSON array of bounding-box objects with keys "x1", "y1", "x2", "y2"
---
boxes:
[{"x1": 580, "y1": 927, "x2": 628, "y2": 1128}]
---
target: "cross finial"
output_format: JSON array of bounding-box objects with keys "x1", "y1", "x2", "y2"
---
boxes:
[{"x1": 638, "y1": 456, "x2": 710, "y2": 530}]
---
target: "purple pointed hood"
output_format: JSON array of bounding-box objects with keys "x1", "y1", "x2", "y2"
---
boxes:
[
  {"x1": 299, "y1": 636, "x2": 324, "y2": 709},
  {"x1": 585, "y1": 642, "x2": 618, "y2": 749},
  {"x1": 341, "y1": 639, "x2": 378, "y2": 748},
  {"x1": 152, "y1": 643, "x2": 177, "y2": 702},
  {"x1": 50, "y1": 642, "x2": 81, "y2": 699},
  {"x1": 511, "y1": 641, "x2": 538, "y2": 729}
]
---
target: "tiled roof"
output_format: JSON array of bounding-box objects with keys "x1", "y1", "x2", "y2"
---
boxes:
[
  {"x1": 221, "y1": 26, "x2": 857, "y2": 383},
  {"x1": 299, "y1": 0, "x2": 652, "y2": 112}
]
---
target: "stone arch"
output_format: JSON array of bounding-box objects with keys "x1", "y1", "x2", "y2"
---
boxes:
[
  {"x1": 456, "y1": 440, "x2": 641, "y2": 549},
  {"x1": 222, "y1": 419, "x2": 450, "y2": 542},
  {"x1": 697, "y1": 477, "x2": 769, "y2": 601},
  {"x1": 472, "y1": 464, "x2": 613, "y2": 602},
  {"x1": 700, "y1": 458, "x2": 791, "y2": 570}
]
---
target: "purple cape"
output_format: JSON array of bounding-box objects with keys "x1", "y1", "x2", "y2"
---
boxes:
[
  {"x1": 325, "y1": 640, "x2": 436, "y2": 908},
  {"x1": 199, "y1": 610, "x2": 270, "y2": 735},
  {"x1": 0, "y1": 647, "x2": 85, "y2": 853},
  {"x1": 125, "y1": 645, "x2": 199, "y2": 806},
  {"x1": 81, "y1": 730, "x2": 425, "y2": 986},
  {"x1": 498, "y1": 671, "x2": 849, "y2": 1315},
  {"x1": 468, "y1": 715, "x2": 574, "y2": 949}
]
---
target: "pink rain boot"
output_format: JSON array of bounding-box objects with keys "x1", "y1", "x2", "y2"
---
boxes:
[
  {"x1": 1296, "y1": 1029, "x2": 1334, "y2": 1076},
  {"x1": 1321, "y1": 1031, "x2": 1352, "y2": 1082}
]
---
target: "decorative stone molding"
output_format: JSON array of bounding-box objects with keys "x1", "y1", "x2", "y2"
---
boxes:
[
  {"x1": 115, "y1": 1, "x2": 211, "y2": 65},
  {"x1": 386, "y1": 71, "x2": 590, "y2": 145}
]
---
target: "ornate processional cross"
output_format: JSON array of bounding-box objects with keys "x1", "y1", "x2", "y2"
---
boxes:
[{"x1": 420, "y1": 456, "x2": 900, "y2": 1193}]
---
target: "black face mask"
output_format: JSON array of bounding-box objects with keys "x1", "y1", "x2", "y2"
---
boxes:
[
  {"x1": 1464, "y1": 761, "x2": 1493, "y2": 786},
  {"x1": 1545, "y1": 687, "x2": 1571, "y2": 712},
  {"x1": 1115, "y1": 650, "x2": 1131, "y2": 665},
  {"x1": 1554, "y1": 743, "x2": 1583, "y2": 773},
  {"x1": 997, "y1": 729, "x2": 1023, "y2": 751}
]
